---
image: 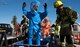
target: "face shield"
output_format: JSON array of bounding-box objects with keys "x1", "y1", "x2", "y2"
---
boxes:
[{"x1": 30, "y1": 0, "x2": 40, "y2": 11}]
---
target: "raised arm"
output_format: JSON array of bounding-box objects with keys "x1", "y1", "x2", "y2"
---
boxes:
[
  {"x1": 22, "y1": 2, "x2": 27, "y2": 16},
  {"x1": 40, "y1": 3, "x2": 48, "y2": 20}
]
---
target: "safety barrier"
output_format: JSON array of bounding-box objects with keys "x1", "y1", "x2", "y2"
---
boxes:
[{"x1": 12, "y1": 40, "x2": 49, "y2": 47}]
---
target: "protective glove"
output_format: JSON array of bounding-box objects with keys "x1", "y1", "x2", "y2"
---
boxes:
[
  {"x1": 22, "y1": 2, "x2": 26, "y2": 8},
  {"x1": 44, "y1": 3, "x2": 47, "y2": 9},
  {"x1": 51, "y1": 24, "x2": 55, "y2": 27}
]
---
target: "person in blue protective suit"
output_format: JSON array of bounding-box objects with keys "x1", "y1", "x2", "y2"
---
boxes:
[{"x1": 22, "y1": 0, "x2": 48, "y2": 45}]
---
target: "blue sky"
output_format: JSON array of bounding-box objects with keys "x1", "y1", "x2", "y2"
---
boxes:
[{"x1": 0, "y1": 0, "x2": 80, "y2": 24}]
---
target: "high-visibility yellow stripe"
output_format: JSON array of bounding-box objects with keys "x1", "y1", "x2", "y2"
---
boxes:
[
  {"x1": 61, "y1": 23, "x2": 70, "y2": 28},
  {"x1": 60, "y1": 42, "x2": 65, "y2": 46},
  {"x1": 72, "y1": 18, "x2": 77, "y2": 22},
  {"x1": 69, "y1": 10, "x2": 73, "y2": 15},
  {"x1": 63, "y1": 16, "x2": 68, "y2": 20},
  {"x1": 67, "y1": 44, "x2": 74, "y2": 47}
]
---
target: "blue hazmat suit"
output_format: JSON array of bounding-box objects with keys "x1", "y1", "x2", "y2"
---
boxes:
[{"x1": 22, "y1": 1, "x2": 48, "y2": 45}]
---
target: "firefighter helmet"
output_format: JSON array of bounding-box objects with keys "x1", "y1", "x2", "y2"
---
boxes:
[
  {"x1": 54, "y1": 1, "x2": 63, "y2": 8},
  {"x1": 22, "y1": 15, "x2": 26, "y2": 19}
]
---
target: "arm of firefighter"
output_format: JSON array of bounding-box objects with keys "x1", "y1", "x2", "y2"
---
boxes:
[
  {"x1": 46, "y1": 22, "x2": 51, "y2": 30},
  {"x1": 41, "y1": 22, "x2": 45, "y2": 27},
  {"x1": 40, "y1": 3, "x2": 48, "y2": 20},
  {"x1": 49, "y1": 25, "x2": 52, "y2": 30},
  {"x1": 22, "y1": 7, "x2": 27, "y2": 16},
  {"x1": 22, "y1": 2, "x2": 30, "y2": 18},
  {"x1": 56, "y1": 15, "x2": 61, "y2": 25},
  {"x1": 22, "y1": 2, "x2": 27, "y2": 16},
  {"x1": 71, "y1": 11, "x2": 78, "y2": 24}
]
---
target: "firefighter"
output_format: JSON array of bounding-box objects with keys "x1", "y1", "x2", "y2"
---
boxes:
[
  {"x1": 21, "y1": 15, "x2": 29, "y2": 36},
  {"x1": 52, "y1": 23, "x2": 60, "y2": 37},
  {"x1": 22, "y1": 0, "x2": 48, "y2": 45},
  {"x1": 41, "y1": 17, "x2": 51, "y2": 38},
  {"x1": 54, "y1": 0, "x2": 78, "y2": 47},
  {"x1": 16, "y1": 23, "x2": 21, "y2": 36},
  {"x1": 51, "y1": 23, "x2": 61, "y2": 47}
]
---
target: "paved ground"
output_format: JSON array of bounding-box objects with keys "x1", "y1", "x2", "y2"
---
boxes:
[{"x1": 0, "y1": 35, "x2": 80, "y2": 47}]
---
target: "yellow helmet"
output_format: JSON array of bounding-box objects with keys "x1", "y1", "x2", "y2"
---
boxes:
[
  {"x1": 22, "y1": 15, "x2": 26, "y2": 19},
  {"x1": 54, "y1": 1, "x2": 63, "y2": 8}
]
